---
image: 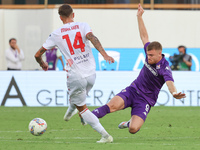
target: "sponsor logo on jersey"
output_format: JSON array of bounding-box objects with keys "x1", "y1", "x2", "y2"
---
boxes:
[
  {"x1": 144, "y1": 61, "x2": 158, "y2": 76},
  {"x1": 74, "y1": 53, "x2": 89, "y2": 61}
]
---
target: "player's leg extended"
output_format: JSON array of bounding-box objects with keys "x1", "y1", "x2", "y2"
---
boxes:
[
  {"x1": 63, "y1": 102, "x2": 78, "y2": 121},
  {"x1": 118, "y1": 115, "x2": 144, "y2": 133},
  {"x1": 92, "y1": 96, "x2": 125, "y2": 118},
  {"x1": 119, "y1": 98, "x2": 151, "y2": 134},
  {"x1": 64, "y1": 78, "x2": 82, "y2": 121},
  {"x1": 74, "y1": 75, "x2": 113, "y2": 143},
  {"x1": 77, "y1": 104, "x2": 113, "y2": 143},
  {"x1": 128, "y1": 115, "x2": 144, "y2": 134}
]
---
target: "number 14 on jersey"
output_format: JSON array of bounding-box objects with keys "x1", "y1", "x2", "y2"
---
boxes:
[{"x1": 62, "y1": 32, "x2": 85, "y2": 55}]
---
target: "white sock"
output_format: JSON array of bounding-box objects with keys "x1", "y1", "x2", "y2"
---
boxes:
[{"x1": 80, "y1": 108, "x2": 109, "y2": 138}]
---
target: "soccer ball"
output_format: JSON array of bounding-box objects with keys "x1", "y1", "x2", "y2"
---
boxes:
[{"x1": 29, "y1": 118, "x2": 47, "y2": 136}]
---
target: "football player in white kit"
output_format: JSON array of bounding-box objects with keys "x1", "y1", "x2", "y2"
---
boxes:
[{"x1": 35, "y1": 4, "x2": 114, "y2": 143}]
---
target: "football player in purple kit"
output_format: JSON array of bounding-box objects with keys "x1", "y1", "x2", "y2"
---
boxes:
[{"x1": 91, "y1": 3, "x2": 186, "y2": 134}]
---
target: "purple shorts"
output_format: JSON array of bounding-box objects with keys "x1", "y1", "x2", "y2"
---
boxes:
[{"x1": 117, "y1": 86, "x2": 151, "y2": 121}]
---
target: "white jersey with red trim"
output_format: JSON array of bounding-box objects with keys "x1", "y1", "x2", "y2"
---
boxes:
[{"x1": 43, "y1": 22, "x2": 96, "y2": 81}]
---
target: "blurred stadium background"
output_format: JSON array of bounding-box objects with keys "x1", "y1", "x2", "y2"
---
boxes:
[
  {"x1": 0, "y1": 0, "x2": 200, "y2": 107},
  {"x1": 0, "y1": 1, "x2": 200, "y2": 149}
]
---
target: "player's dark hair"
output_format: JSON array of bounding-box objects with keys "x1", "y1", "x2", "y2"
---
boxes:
[
  {"x1": 58, "y1": 4, "x2": 73, "y2": 17},
  {"x1": 147, "y1": 41, "x2": 162, "y2": 51},
  {"x1": 9, "y1": 38, "x2": 16, "y2": 43}
]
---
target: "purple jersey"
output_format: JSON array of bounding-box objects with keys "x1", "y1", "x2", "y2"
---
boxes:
[
  {"x1": 131, "y1": 42, "x2": 174, "y2": 106},
  {"x1": 46, "y1": 47, "x2": 57, "y2": 70}
]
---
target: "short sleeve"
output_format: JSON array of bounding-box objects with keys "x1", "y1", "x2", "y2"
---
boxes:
[
  {"x1": 43, "y1": 33, "x2": 56, "y2": 50},
  {"x1": 144, "y1": 42, "x2": 150, "y2": 54},
  {"x1": 83, "y1": 22, "x2": 92, "y2": 36},
  {"x1": 162, "y1": 66, "x2": 174, "y2": 82}
]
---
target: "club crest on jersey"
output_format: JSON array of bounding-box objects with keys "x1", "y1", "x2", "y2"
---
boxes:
[{"x1": 156, "y1": 65, "x2": 160, "y2": 69}]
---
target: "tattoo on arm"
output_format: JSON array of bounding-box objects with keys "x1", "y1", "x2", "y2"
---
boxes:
[
  {"x1": 86, "y1": 32, "x2": 104, "y2": 53},
  {"x1": 35, "y1": 57, "x2": 44, "y2": 65},
  {"x1": 40, "y1": 49, "x2": 46, "y2": 54},
  {"x1": 35, "y1": 47, "x2": 46, "y2": 65}
]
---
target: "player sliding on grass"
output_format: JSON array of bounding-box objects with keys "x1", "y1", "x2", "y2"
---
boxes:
[
  {"x1": 91, "y1": 3, "x2": 186, "y2": 134},
  {"x1": 34, "y1": 4, "x2": 114, "y2": 143}
]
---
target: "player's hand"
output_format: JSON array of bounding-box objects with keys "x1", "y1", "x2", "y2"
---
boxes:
[
  {"x1": 137, "y1": 3, "x2": 144, "y2": 17},
  {"x1": 40, "y1": 62, "x2": 48, "y2": 71},
  {"x1": 173, "y1": 92, "x2": 186, "y2": 99},
  {"x1": 104, "y1": 55, "x2": 115, "y2": 64}
]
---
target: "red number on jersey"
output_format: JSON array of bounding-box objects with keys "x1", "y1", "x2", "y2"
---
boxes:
[
  {"x1": 62, "y1": 34, "x2": 74, "y2": 55},
  {"x1": 62, "y1": 32, "x2": 85, "y2": 55}
]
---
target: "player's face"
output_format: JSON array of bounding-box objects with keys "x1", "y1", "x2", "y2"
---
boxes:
[{"x1": 147, "y1": 49, "x2": 161, "y2": 65}]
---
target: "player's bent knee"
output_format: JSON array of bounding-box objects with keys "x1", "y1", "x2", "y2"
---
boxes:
[
  {"x1": 107, "y1": 103, "x2": 118, "y2": 112},
  {"x1": 129, "y1": 127, "x2": 140, "y2": 134}
]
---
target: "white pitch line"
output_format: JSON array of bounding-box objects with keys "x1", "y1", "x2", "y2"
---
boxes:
[
  {"x1": 0, "y1": 129, "x2": 81, "y2": 133},
  {"x1": 0, "y1": 130, "x2": 27, "y2": 133},
  {"x1": 0, "y1": 139, "x2": 119, "y2": 144},
  {"x1": 0, "y1": 139, "x2": 200, "y2": 146},
  {"x1": 0, "y1": 136, "x2": 199, "y2": 140}
]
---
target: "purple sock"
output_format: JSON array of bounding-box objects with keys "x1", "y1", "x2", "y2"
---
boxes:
[{"x1": 92, "y1": 104, "x2": 110, "y2": 118}]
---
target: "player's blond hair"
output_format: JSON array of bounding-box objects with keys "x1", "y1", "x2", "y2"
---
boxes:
[{"x1": 147, "y1": 41, "x2": 162, "y2": 51}]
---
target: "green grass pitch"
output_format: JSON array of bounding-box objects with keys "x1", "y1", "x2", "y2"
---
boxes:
[{"x1": 0, "y1": 106, "x2": 200, "y2": 150}]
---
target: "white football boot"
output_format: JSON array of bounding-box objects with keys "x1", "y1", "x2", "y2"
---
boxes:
[
  {"x1": 96, "y1": 135, "x2": 113, "y2": 143},
  {"x1": 118, "y1": 120, "x2": 130, "y2": 129},
  {"x1": 63, "y1": 108, "x2": 78, "y2": 121}
]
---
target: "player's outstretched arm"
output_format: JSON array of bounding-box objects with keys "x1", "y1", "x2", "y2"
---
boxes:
[
  {"x1": 166, "y1": 81, "x2": 186, "y2": 99},
  {"x1": 137, "y1": 3, "x2": 149, "y2": 45},
  {"x1": 35, "y1": 47, "x2": 48, "y2": 71},
  {"x1": 86, "y1": 32, "x2": 114, "y2": 64}
]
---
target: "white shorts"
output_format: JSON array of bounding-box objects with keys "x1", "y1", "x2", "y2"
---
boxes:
[{"x1": 67, "y1": 74, "x2": 96, "y2": 106}]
